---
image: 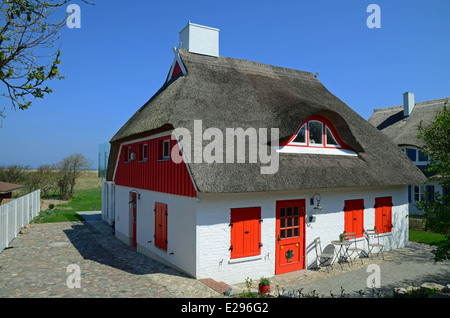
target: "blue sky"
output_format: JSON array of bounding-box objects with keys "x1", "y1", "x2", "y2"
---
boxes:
[{"x1": 0, "y1": 0, "x2": 449, "y2": 169}]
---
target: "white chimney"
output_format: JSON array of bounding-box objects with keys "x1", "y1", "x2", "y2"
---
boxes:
[
  {"x1": 179, "y1": 22, "x2": 219, "y2": 57},
  {"x1": 403, "y1": 91, "x2": 415, "y2": 117}
]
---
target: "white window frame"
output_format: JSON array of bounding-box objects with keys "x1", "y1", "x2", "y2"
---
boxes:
[
  {"x1": 290, "y1": 123, "x2": 307, "y2": 145},
  {"x1": 277, "y1": 119, "x2": 356, "y2": 156},
  {"x1": 413, "y1": 185, "x2": 426, "y2": 203},
  {"x1": 140, "y1": 143, "x2": 148, "y2": 161},
  {"x1": 401, "y1": 147, "x2": 430, "y2": 165},
  {"x1": 325, "y1": 125, "x2": 342, "y2": 148},
  {"x1": 126, "y1": 147, "x2": 131, "y2": 162},
  {"x1": 162, "y1": 139, "x2": 170, "y2": 160}
]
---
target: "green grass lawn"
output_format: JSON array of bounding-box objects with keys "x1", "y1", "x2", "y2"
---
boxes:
[
  {"x1": 34, "y1": 188, "x2": 101, "y2": 223},
  {"x1": 409, "y1": 229, "x2": 447, "y2": 245}
]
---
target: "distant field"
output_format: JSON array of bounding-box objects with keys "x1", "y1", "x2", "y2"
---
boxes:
[{"x1": 75, "y1": 170, "x2": 102, "y2": 190}]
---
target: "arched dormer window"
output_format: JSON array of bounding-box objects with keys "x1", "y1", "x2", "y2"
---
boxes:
[{"x1": 277, "y1": 115, "x2": 357, "y2": 156}]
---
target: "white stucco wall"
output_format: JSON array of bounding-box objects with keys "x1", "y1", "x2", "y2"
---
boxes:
[
  {"x1": 196, "y1": 185, "x2": 409, "y2": 284},
  {"x1": 114, "y1": 185, "x2": 198, "y2": 277},
  {"x1": 112, "y1": 184, "x2": 409, "y2": 284}
]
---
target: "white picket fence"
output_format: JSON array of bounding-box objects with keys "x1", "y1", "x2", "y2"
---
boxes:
[{"x1": 0, "y1": 190, "x2": 40, "y2": 254}]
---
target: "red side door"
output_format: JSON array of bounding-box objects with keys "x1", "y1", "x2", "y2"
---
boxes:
[
  {"x1": 275, "y1": 199, "x2": 306, "y2": 275},
  {"x1": 375, "y1": 197, "x2": 392, "y2": 233},
  {"x1": 155, "y1": 202, "x2": 168, "y2": 250}
]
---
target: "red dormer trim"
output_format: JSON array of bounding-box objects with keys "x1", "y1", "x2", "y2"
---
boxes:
[{"x1": 279, "y1": 115, "x2": 353, "y2": 150}]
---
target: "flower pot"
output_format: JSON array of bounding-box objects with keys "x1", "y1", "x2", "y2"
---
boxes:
[{"x1": 258, "y1": 284, "x2": 270, "y2": 294}]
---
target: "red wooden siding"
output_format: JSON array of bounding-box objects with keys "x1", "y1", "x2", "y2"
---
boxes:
[
  {"x1": 375, "y1": 197, "x2": 392, "y2": 233},
  {"x1": 344, "y1": 199, "x2": 364, "y2": 237},
  {"x1": 171, "y1": 61, "x2": 182, "y2": 79},
  {"x1": 230, "y1": 207, "x2": 261, "y2": 259},
  {"x1": 155, "y1": 202, "x2": 168, "y2": 250},
  {"x1": 114, "y1": 135, "x2": 197, "y2": 197}
]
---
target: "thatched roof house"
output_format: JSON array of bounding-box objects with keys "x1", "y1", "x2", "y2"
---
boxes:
[
  {"x1": 368, "y1": 94, "x2": 449, "y2": 148},
  {"x1": 107, "y1": 50, "x2": 426, "y2": 193},
  {"x1": 103, "y1": 23, "x2": 429, "y2": 282}
]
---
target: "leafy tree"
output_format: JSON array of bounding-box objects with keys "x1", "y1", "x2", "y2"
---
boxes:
[
  {"x1": 0, "y1": 0, "x2": 92, "y2": 121},
  {"x1": 0, "y1": 163, "x2": 30, "y2": 183},
  {"x1": 56, "y1": 153, "x2": 91, "y2": 199},
  {"x1": 26, "y1": 163, "x2": 59, "y2": 197},
  {"x1": 416, "y1": 101, "x2": 450, "y2": 261}
]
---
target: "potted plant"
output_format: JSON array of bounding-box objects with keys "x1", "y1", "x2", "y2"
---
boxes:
[
  {"x1": 339, "y1": 233, "x2": 345, "y2": 242},
  {"x1": 258, "y1": 277, "x2": 270, "y2": 295}
]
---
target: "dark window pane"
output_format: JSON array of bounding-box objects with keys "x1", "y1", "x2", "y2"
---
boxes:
[
  {"x1": 280, "y1": 219, "x2": 286, "y2": 228},
  {"x1": 294, "y1": 217, "x2": 299, "y2": 227},
  {"x1": 407, "y1": 148, "x2": 416, "y2": 161},
  {"x1": 294, "y1": 207, "x2": 299, "y2": 216},
  {"x1": 287, "y1": 207, "x2": 292, "y2": 217},
  {"x1": 309, "y1": 121, "x2": 323, "y2": 145},
  {"x1": 294, "y1": 228, "x2": 299, "y2": 237},
  {"x1": 326, "y1": 126, "x2": 339, "y2": 146},
  {"x1": 287, "y1": 218, "x2": 292, "y2": 227},
  {"x1": 280, "y1": 230, "x2": 286, "y2": 239},
  {"x1": 293, "y1": 124, "x2": 306, "y2": 143},
  {"x1": 418, "y1": 151, "x2": 428, "y2": 162},
  {"x1": 280, "y1": 208, "x2": 285, "y2": 217},
  {"x1": 287, "y1": 229, "x2": 292, "y2": 238}
]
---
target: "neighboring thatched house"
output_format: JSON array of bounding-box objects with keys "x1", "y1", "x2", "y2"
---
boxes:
[
  {"x1": 103, "y1": 22, "x2": 426, "y2": 283},
  {"x1": 368, "y1": 93, "x2": 449, "y2": 214}
]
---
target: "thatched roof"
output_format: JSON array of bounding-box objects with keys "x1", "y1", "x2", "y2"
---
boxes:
[
  {"x1": 107, "y1": 50, "x2": 427, "y2": 193},
  {"x1": 368, "y1": 97, "x2": 449, "y2": 148}
]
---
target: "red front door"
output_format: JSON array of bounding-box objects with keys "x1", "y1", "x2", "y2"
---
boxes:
[{"x1": 275, "y1": 199, "x2": 306, "y2": 274}]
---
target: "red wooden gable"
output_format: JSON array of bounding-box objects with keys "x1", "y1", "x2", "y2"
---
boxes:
[
  {"x1": 171, "y1": 61, "x2": 183, "y2": 79},
  {"x1": 114, "y1": 135, "x2": 197, "y2": 197}
]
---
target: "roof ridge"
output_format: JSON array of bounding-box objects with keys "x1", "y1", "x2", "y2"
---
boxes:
[
  {"x1": 373, "y1": 97, "x2": 450, "y2": 113},
  {"x1": 178, "y1": 49, "x2": 317, "y2": 81}
]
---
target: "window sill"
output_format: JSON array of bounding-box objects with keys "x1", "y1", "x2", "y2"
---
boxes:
[
  {"x1": 138, "y1": 159, "x2": 148, "y2": 163},
  {"x1": 228, "y1": 255, "x2": 262, "y2": 264}
]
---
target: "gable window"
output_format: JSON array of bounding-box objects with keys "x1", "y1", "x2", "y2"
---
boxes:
[
  {"x1": 124, "y1": 146, "x2": 131, "y2": 162},
  {"x1": 159, "y1": 139, "x2": 170, "y2": 160},
  {"x1": 140, "y1": 143, "x2": 148, "y2": 161},
  {"x1": 230, "y1": 207, "x2": 261, "y2": 259},
  {"x1": 163, "y1": 140, "x2": 170, "y2": 159},
  {"x1": 277, "y1": 115, "x2": 356, "y2": 156}
]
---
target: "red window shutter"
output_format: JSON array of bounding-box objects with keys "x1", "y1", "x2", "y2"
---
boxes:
[
  {"x1": 155, "y1": 202, "x2": 168, "y2": 250},
  {"x1": 230, "y1": 207, "x2": 261, "y2": 259},
  {"x1": 344, "y1": 199, "x2": 364, "y2": 237},
  {"x1": 375, "y1": 197, "x2": 392, "y2": 233}
]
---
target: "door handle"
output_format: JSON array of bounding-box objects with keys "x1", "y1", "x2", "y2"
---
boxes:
[{"x1": 277, "y1": 235, "x2": 281, "y2": 244}]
